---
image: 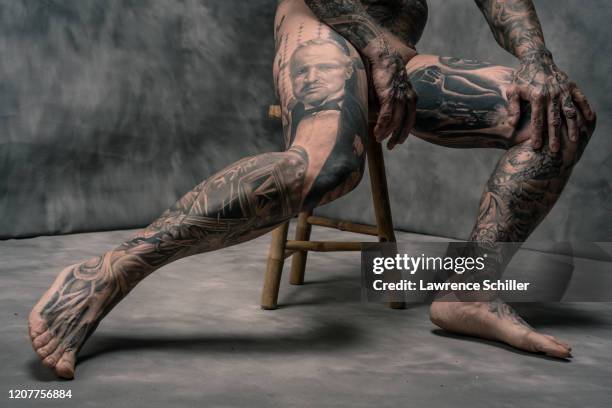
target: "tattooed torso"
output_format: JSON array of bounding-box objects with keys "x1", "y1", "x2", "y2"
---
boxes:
[
  {"x1": 359, "y1": 0, "x2": 428, "y2": 48},
  {"x1": 277, "y1": 0, "x2": 428, "y2": 49}
]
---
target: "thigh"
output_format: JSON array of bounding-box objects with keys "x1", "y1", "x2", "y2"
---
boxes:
[
  {"x1": 274, "y1": 0, "x2": 369, "y2": 209},
  {"x1": 406, "y1": 54, "x2": 531, "y2": 149}
]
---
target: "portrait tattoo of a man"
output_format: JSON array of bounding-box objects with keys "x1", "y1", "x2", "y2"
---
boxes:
[{"x1": 286, "y1": 35, "x2": 368, "y2": 208}]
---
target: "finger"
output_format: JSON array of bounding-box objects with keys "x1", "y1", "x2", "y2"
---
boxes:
[
  {"x1": 396, "y1": 98, "x2": 413, "y2": 149},
  {"x1": 505, "y1": 85, "x2": 521, "y2": 127},
  {"x1": 546, "y1": 98, "x2": 561, "y2": 152},
  {"x1": 387, "y1": 110, "x2": 406, "y2": 150},
  {"x1": 386, "y1": 82, "x2": 413, "y2": 149},
  {"x1": 560, "y1": 92, "x2": 579, "y2": 142},
  {"x1": 571, "y1": 86, "x2": 596, "y2": 122},
  {"x1": 374, "y1": 99, "x2": 394, "y2": 143},
  {"x1": 530, "y1": 96, "x2": 545, "y2": 149},
  {"x1": 397, "y1": 91, "x2": 418, "y2": 145},
  {"x1": 386, "y1": 97, "x2": 406, "y2": 150}
]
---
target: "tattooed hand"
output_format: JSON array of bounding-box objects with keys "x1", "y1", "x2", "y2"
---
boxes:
[
  {"x1": 302, "y1": 0, "x2": 418, "y2": 150},
  {"x1": 369, "y1": 51, "x2": 418, "y2": 150},
  {"x1": 505, "y1": 50, "x2": 595, "y2": 152}
]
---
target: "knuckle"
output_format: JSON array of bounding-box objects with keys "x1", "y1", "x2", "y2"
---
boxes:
[
  {"x1": 532, "y1": 118, "x2": 544, "y2": 129},
  {"x1": 563, "y1": 107, "x2": 577, "y2": 118},
  {"x1": 531, "y1": 89, "x2": 545, "y2": 100},
  {"x1": 379, "y1": 94, "x2": 392, "y2": 104},
  {"x1": 378, "y1": 104, "x2": 392, "y2": 114}
]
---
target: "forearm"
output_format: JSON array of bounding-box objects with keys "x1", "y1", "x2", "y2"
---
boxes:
[{"x1": 475, "y1": 0, "x2": 549, "y2": 60}]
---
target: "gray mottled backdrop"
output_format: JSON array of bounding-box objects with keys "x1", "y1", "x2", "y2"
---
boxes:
[{"x1": 1, "y1": 0, "x2": 610, "y2": 243}]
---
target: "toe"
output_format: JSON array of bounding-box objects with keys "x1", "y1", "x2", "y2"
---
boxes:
[
  {"x1": 28, "y1": 315, "x2": 48, "y2": 338},
  {"x1": 32, "y1": 330, "x2": 53, "y2": 349},
  {"x1": 524, "y1": 331, "x2": 570, "y2": 359},
  {"x1": 36, "y1": 337, "x2": 60, "y2": 359},
  {"x1": 55, "y1": 351, "x2": 76, "y2": 379},
  {"x1": 545, "y1": 335, "x2": 572, "y2": 351},
  {"x1": 535, "y1": 336, "x2": 571, "y2": 359},
  {"x1": 42, "y1": 345, "x2": 66, "y2": 368}
]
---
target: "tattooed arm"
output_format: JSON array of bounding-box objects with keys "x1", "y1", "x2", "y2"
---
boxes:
[
  {"x1": 303, "y1": 0, "x2": 418, "y2": 149},
  {"x1": 475, "y1": 0, "x2": 595, "y2": 151}
]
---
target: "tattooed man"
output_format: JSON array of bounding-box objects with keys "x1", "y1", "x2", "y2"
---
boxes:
[{"x1": 29, "y1": 0, "x2": 596, "y2": 378}]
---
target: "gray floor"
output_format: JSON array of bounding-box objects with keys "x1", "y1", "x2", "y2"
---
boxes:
[{"x1": 2, "y1": 227, "x2": 612, "y2": 408}]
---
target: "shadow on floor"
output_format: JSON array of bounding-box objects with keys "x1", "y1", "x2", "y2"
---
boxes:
[
  {"x1": 278, "y1": 276, "x2": 361, "y2": 308},
  {"x1": 27, "y1": 320, "x2": 363, "y2": 381}
]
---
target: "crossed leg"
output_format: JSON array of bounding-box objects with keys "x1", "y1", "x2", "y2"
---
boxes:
[
  {"x1": 405, "y1": 54, "x2": 596, "y2": 358},
  {"x1": 28, "y1": 6, "x2": 370, "y2": 379}
]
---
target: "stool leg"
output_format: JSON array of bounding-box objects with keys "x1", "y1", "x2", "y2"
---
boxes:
[
  {"x1": 261, "y1": 221, "x2": 289, "y2": 310},
  {"x1": 367, "y1": 141, "x2": 395, "y2": 243},
  {"x1": 289, "y1": 211, "x2": 313, "y2": 285},
  {"x1": 367, "y1": 140, "x2": 405, "y2": 309}
]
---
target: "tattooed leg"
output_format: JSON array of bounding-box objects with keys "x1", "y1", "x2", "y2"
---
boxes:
[
  {"x1": 28, "y1": 149, "x2": 310, "y2": 378},
  {"x1": 405, "y1": 55, "x2": 596, "y2": 358},
  {"x1": 29, "y1": 2, "x2": 369, "y2": 379}
]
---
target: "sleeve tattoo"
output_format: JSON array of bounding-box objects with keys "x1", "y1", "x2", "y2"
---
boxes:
[{"x1": 474, "y1": 0, "x2": 549, "y2": 59}]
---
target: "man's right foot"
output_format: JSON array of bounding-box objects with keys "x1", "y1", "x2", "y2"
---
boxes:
[
  {"x1": 430, "y1": 299, "x2": 572, "y2": 358},
  {"x1": 28, "y1": 252, "x2": 129, "y2": 379}
]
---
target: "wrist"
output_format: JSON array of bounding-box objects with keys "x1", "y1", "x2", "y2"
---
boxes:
[
  {"x1": 363, "y1": 34, "x2": 416, "y2": 65},
  {"x1": 518, "y1": 48, "x2": 553, "y2": 65}
]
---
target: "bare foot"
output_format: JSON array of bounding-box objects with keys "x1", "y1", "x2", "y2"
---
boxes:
[
  {"x1": 430, "y1": 299, "x2": 572, "y2": 359},
  {"x1": 28, "y1": 252, "x2": 130, "y2": 379}
]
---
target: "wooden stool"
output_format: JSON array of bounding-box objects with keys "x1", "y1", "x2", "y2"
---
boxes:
[{"x1": 261, "y1": 105, "x2": 403, "y2": 310}]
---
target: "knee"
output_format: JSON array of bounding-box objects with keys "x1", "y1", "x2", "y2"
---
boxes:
[
  {"x1": 510, "y1": 107, "x2": 596, "y2": 172},
  {"x1": 255, "y1": 147, "x2": 308, "y2": 218},
  {"x1": 192, "y1": 149, "x2": 309, "y2": 225},
  {"x1": 267, "y1": 148, "x2": 311, "y2": 216},
  {"x1": 269, "y1": 147, "x2": 365, "y2": 213}
]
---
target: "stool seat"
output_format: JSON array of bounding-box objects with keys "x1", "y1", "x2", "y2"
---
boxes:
[{"x1": 261, "y1": 105, "x2": 403, "y2": 310}]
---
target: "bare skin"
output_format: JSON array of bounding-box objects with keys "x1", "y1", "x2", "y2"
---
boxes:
[
  {"x1": 29, "y1": 2, "x2": 370, "y2": 379},
  {"x1": 305, "y1": 0, "x2": 596, "y2": 359},
  {"x1": 30, "y1": 0, "x2": 597, "y2": 378}
]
